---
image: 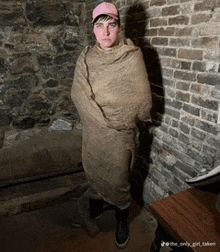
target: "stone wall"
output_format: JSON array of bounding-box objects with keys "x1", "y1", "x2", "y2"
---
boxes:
[
  {"x1": 0, "y1": 0, "x2": 86, "y2": 149},
  {"x1": 86, "y1": 0, "x2": 220, "y2": 204}
]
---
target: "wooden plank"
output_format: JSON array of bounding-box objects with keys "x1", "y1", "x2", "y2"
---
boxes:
[{"x1": 150, "y1": 188, "x2": 220, "y2": 252}]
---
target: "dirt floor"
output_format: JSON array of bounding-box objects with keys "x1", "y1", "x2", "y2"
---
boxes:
[{"x1": 0, "y1": 199, "x2": 172, "y2": 252}]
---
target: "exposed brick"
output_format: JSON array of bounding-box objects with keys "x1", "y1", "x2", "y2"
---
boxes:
[
  {"x1": 192, "y1": 61, "x2": 206, "y2": 72},
  {"x1": 191, "y1": 95, "x2": 218, "y2": 111},
  {"x1": 180, "y1": 122, "x2": 190, "y2": 134},
  {"x1": 173, "y1": 175, "x2": 184, "y2": 187},
  {"x1": 181, "y1": 61, "x2": 191, "y2": 70},
  {"x1": 194, "y1": 0, "x2": 217, "y2": 12},
  {"x1": 190, "y1": 83, "x2": 209, "y2": 96},
  {"x1": 181, "y1": 115, "x2": 195, "y2": 126},
  {"x1": 166, "y1": 88, "x2": 175, "y2": 98},
  {"x1": 178, "y1": 49, "x2": 203, "y2": 60},
  {"x1": 191, "y1": 13, "x2": 212, "y2": 25},
  {"x1": 172, "y1": 119, "x2": 179, "y2": 127},
  {"x1": 166, "y1": 98, "x2": 183, "y2": 109},
  {"x1": 192, "y1": 37, "x2": 219, "y2": 49},
  {"x1": 176, "y1": 91, "x2": 190, "y2": 102},
  {"x1": 183, "y1": 104, "x2": 200, "y2": 116},
  {"x1": 174, "y1": 161, "x2": 197, "y2": 177},
  {"x1": 150, "y1": 18, "x2": 167, "y2": 27},
  {"x1": 169, "y1": 38, "x2": 190, "y2": 47},
  {"x1": 163, "y1": 78, "x2": 175, "y2": 87},
  {"x1": 157, "y1": 47, "x2": 176, "y2": 57},
  {"x1": 162, "y1": 68, "x2": 173, "y2": 77},
  {"x1": 169, "y1": 15, "x2": 189, "y2": 25},
  {"x1": 162, "y1": 5, "x2": 180, "y2": 16},
  {"x1": 161, "y1": 58, "x2": 180, "y2": 68},
  {"x1": 197, "y1": 73, "x2": 220, "y2": 85},
  {"x1": 176, "y1": 27, "x2": 192, "y2": 36},
  {"x1": 151, "y1": 37, "x2": 168, "y2": 46},
  {"x1": 207, "y1": 137, "x2": 220, "y2": 149},
  {"x1": 195, "y1": 119, "x2": 218, "y2": 135},
  {"x1": 174, "y1": 70, "x2": 196, "y2": 81},
  {"x1": 201, "y1": 109, "x2": 217, "y2": 123},
  {"x1": 169, "y1": 128, "x2": 179, "y2": 138},
  {"x1": 179, "y1": 132, "x2": 190, "y2": 145},
  {"x1": 150, "y1": 0, "x2": 166, "y2": 6},
  {"x1": 203, "y1": 145, "x2": 217, "y2": 157},
  {"x1": 191, "y1": 138, "x2": 203, "y2": 151},
  {"x1": 158, "y1": 27, "x2": 175, "y2": 36},
  {"x1": 162, "y1": 168, "x2": 173, "y2": 180},
  {"x1": 191, "y1": 128, "x2": 206, "y2": 140},
  {"x1": 176, "y1": 81, "x2": 190, "y2": 91},
  {"x1": 165, "y1": 107, "x2": 180, "y2": 119},
  {"x1": 187, "y1": 147, "x2": 208, "y2": 164}
]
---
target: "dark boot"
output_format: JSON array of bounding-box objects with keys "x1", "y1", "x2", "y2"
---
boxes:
[
  {"x1": 89, "y1": 198, "x2": 103, "y2": 219},
  {"x1": 115, "y1": 207, "x2": 129, "y2": 249}
]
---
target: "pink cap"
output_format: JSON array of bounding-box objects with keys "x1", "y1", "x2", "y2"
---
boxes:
[{"x1": 92, "y1": 2, "x2": 118, "y2": 21}]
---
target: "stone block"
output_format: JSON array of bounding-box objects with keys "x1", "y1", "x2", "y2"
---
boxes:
[
  {"x1": 175, "y1": 27, "x2": 192, "y2": 36},
  {"x1": 195, "y1": 119, "x2": 218, "y2": 135},
  {"x1": 192, "y1": 37, "x2": 219, "y2": 49},
  {"x1": 158, "y1": 47, "x2": 176, "y2": 57},
  {"x1": 150, "y1": 18, "x2": 167, "y2": 27},
  {"x1": 9, "y1": 56, "x2": 39, "y2": 75},
  {"x1": 162, "y1": 5, "x2": 180, "y2": 16},
  {"x1": 150, "y1": 0, "x2": 166, "y2": 6},
  {"x1": 194, "y1": 0, "x2": 217, "y2": 12},
  {"x1": 181, "y1": 115, "x2": 195, "y2": 126},
  {"x1": 197, "y1": 73, "x2": 220, "y2": 85},
  {"x1": 165, "y1": 107, "x2": 180, "y2": 119},
  {"x1": 42, "y1": 79, "x2": 59, "y2": 88},
  {"x1": 151, "y1": 37, "x2": 168, "y2": 46},
  {"x1": 169, "y1": 128, "x2": 179, "y2": 138},
  {"x1": 158, "y1": 27, "x2": 175, "y2": 36},
  {"x1": 174, "y1": 70, "x2": 197, "y2": 81},
  {"x1": 169, "y1": 15, "x2": 189, "y2": 25},
  {"x1": 191, "y1": 13, "x2": 212, "y2": 24},
  {"x1": 37, "y1": 54, "x2": 53, "y2": 66},
  {"x1": 192, "y1": 61, "x2": 206, "y2": 72},
  {"x1": 183, "y1": 104, "x2": 200, "y2": 116},
  {"x1": 179, "y1": 132, "x2": 189, "y2": 145},
  {"x1": 0, "y1": 108, "x2": 12, "y2": 126},
  {"x1": 180, "y1": 122, "x2": 190, "y2": 134},
  {"x1": 169, "y1": 38, "x2": 190, "y2": 47},
  {"x1": 176, "y1": 91, "x2": 190, "y2": 102},
  {"x1": 178, "y1": 49, "x2": 203, "y2": 60},
  {"x1": 181, "y1": 61, "x2": 191, "y2": 70},
  {"x1": 53, "y1": 53, "x2": 72, "y2": 65},
  {"x1": 191, "y1": 95, "x2": 218, "y2": 111},
  {"x1": 191, "y1": 128, "x2": 206, "y2": 141},
  {"x1": 202, "y1": 144, "x2": 218, "y2": 157}
]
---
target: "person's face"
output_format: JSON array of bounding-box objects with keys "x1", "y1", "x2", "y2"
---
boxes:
[{"x1": 93, "y1": 18, "x2": 121, "y2": 50}]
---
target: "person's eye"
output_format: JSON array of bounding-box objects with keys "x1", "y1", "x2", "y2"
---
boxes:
[
  {"x1": 109, "y1": 23, "x2": 116, "y2": 28},
  {"x1": 95, "y1": 23, "x2": 102, "y2": 28}
]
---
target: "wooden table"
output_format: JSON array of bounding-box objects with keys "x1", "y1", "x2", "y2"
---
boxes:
[{"x1": 149, "y1": 188, "x2": 220, "y2": 252}]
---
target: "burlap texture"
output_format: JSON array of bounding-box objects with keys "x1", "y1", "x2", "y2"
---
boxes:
[{"x1": 71, "y1": 39, "x2": 152, "y2": 209}]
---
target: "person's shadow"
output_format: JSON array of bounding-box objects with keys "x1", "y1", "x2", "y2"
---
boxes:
[{"x1": 124, "y1": 3, "x2": 164, "y2": 206}]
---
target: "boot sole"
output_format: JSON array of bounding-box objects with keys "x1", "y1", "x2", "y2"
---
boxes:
[{"x1": 115, "y1": 235, "x2": 129, "y2": 249}]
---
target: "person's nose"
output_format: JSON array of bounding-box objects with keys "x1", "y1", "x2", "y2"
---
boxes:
[{"x1": 102, "y1": 26, "x2": 110, "y2": 36}]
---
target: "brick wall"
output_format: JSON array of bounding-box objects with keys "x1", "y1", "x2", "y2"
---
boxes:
[{"x1": 86, "y1": 0, "x2": 220, "y2": 204}]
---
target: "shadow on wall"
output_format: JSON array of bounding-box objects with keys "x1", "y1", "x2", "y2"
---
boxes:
[{"x1": 125, "y1": 3, "x2": 164, "y2": 206}]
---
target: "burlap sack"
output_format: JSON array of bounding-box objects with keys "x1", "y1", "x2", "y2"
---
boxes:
[{"x1": 71, "y1": 39, "x2": 152, "y2": 209}]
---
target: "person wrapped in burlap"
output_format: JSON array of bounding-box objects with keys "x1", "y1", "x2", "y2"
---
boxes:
[{"x1": 71, "y1": 2, "x2": 152, "y2": 249}]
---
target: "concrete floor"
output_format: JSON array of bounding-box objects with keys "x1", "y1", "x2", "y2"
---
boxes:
[{"x1": 0, "y1": 199, "x2": 172, "y2": 252}]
